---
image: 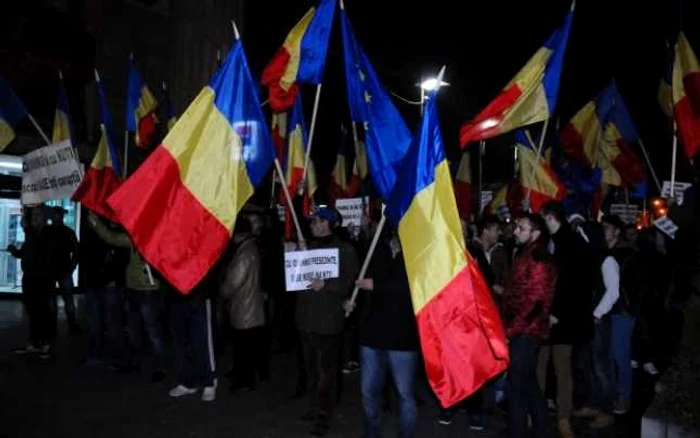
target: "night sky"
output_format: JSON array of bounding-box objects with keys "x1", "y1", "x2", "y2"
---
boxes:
[{"x1": 3, "y1": 0, "x2": 699, "y2": 198}]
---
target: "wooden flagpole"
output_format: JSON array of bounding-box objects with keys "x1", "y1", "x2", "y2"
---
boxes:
[{"x1": 299, "y1": 83, "x2": 323, "y2": 194}]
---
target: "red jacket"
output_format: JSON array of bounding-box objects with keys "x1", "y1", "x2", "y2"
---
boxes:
[{"x1": 503, "y1": 243, "x2": 557, "y2": 341}]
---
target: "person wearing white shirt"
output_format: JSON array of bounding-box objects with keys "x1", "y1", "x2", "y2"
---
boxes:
[{"x1": 573, "y1": 222, "x2": 619, "y2": 429}]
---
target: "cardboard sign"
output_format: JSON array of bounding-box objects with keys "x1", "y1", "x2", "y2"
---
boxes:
[
  {"x1": 335, "y1": 197, "x2": 367, "y2": 228},
  {"x1": 661, "y1": 181, "x2": 692, "y2": 205},
  {"x1": 609, "y1": 204, "x2": 639, "y2": 224},
  {"x1": 284, "y1": 248, "x2": 340, "y2": 291},
  {"x1": 21, "y1": 140, "x2": 82, "y2": 205},
  {"x1": 653, "y1": 216, "x2": 678, "y2": 240}
]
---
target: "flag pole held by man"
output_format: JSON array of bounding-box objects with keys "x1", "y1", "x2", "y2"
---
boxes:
[{"x1": 385, "y1": 68, "x2": 509, "y2": 408}]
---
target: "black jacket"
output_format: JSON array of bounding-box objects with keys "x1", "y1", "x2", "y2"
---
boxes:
[
  {"x1": 547, "y1": 226, "x2": 595, "y2": 345},
  {"x1": 296, "y1": 234, "x2": 359, "y2": 336},
  {"x1": 359, "y1": 239, "x2": 419, "y2": 351},
  {"x1": 610, "y1": 243, "x2": 642, "y2": 316}
]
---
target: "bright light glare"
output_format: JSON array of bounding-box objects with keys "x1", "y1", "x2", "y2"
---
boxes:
[{"x1": 420, "y1": 78, "x2": 449, "y2": 91}]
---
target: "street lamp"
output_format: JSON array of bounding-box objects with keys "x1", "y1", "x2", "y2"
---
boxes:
[{"x1": 418, "y1": 77, "x2": 449, "y2": 115}]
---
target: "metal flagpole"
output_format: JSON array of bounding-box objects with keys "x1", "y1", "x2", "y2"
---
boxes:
[
  {"x1": 670, "y1": 122, "x2": 678, "y2": 199},
  {"x1": 26, "y1": 114, "x2": 51, "y2": 145}
]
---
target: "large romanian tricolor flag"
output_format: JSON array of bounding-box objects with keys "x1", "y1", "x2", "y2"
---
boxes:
[
  {"x1": 560, "y1": 83, "x2": 645, "y2": 191},
  {"x1": 0, "y1": 76, "x2": 28, "y2": 151},
  {"x1": 161, "y1": 80, "x2": 177, "y2": 132},
  {"x1": 107, "y1": 39, "x2": 276, "y2": 294},
  {"x1": 72, "y1": 71, "x2": 122, "y2": 221},
  {"x1": 658, "y1": 41, "x2": 674, "y2": 118},
  {"x1": 52, "y1": 71, "x2": 74, "y2": 144},
  {"x1": 454, "y1": 151, "x2": 473, "y2": 219},
  {"x1": 385, "y1": 88, "x2": 509, "y2": 408},
  {"x1": 341, "y1": 6, "x2": 411, "y2": 200},
  {"x1": 126, "y1": 62, "x2": 158, "y2": 148},
  {"x1": 672, "y1": 33, "x2": 700, "y2": 159},
  {"x1": 460, "y1": 4, "x2": 574, "y2": 146},
  {"x1": 515, "y1": 130, "x2": 566, "y2": 213},
  {"x1": 261, "y1": 0, "x2": 336, "y2": 112}
]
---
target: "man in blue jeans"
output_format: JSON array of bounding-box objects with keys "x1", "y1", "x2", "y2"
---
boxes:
[
  {"x1": 346, "y1": 228, "x2": 419, "y2": 438},
  {"x1": 603, "y1": 215, "x2": 640, "y2": 414}
]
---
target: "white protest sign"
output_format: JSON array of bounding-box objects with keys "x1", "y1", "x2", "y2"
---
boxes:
[
  {"x1": 609, "y1": 204, "x2": 639, "y2": 224},
  {"x1": 480, "y1": 191, "x2": 493, "y2": 213},
  {"x1": 335, "y1": 197, "x2": 367, "y2": 228},
  {"x1": 21, "y1": 140, "x2": 82, "y2": 205},
  {"x1": 653, "y1": 216, "x2": 679, "y2": 240},
  {"x1": 284, "y1": 248, "x2": 340, "y2": 291},
  {"x1": 661, "y1": 180, "x2": 692, "y2": 205}
]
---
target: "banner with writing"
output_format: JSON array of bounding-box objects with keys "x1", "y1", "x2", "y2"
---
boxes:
[
  {"x1": 284, "y1": 248, "x2": 340, "y2": 291},
  {"x1": 21, "y1": 140, "x2": 82, "y2": 205},
  {"x1": 661, "y1": 181, "x2": 692, "y2": 205},
  {"x1": 335, "y1": 197, "x2": 367, "y2": 227},
  {"x1": 609, "y1": 204, "x2": 639, "y2": 224}
]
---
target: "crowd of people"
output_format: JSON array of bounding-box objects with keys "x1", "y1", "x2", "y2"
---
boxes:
[{"x1": 7, "y1": 199, "x2": 693, "y2": 437}]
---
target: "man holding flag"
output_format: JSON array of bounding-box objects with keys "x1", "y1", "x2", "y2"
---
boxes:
[{"x1": 384, "y1": 68, "x2": 508, "y2": 410}]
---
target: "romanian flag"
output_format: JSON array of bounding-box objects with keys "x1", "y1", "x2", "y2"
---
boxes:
[
  {"x1": 52, "y1": 71, "x2": 74, "y2": 144},
  {"x1": 560, "y1": 83, "x2": 645, "y2": 191},
  {"x1": 329, "y1": 144, "x2": 349, "y2": 199},
  {"x1": 284, "y1": 96, "x2": 318, "y2": 199},
  {"x1": 347, "y1": 123, "x2": 367, "y2": 197},
  {"x1": 385, "y1": 89, "x2": 509, "y2": 408},
  {"x1": 261, "y1": 0, "x2": 336, "y2": 112},
  {"x1": 126, "y1": 63, "x2": 158, "y2": 148},
  {"x1": 658, "y1": 41, "x2": 674, "y2": 118},
  {"x1": 454, "y1": 151, "x2": 473, "y2": 219},
  {"x1": 107, "y1": 39, "x2": 276, "y2": 294},
  {"x1": 0, "y1": 76, "x2": 28, "y2": 151},
  {"x1": 672, "y1": 33, "x2": 700, "y2": 159},
  {"x1": 341, "y1": 7, "x2": 411, "y2": 200},
  {"x1": 271, "y1": 111, "x2": 288, "y2": 162},
  {"x1": 460, "y1": 5, "x2": 573, "y2": 145},
  {"x1": 348, "y1": 158, "x2": 362, "y2": 197},
  {"x1": 161, "y1": 80, "x2": 177, "y2": 132},
  {"x1": 483, "y1": 183, "x2": 512, "y2": 219},
  {"x1": 515, "y1": 130, "x2": 566, "y2": 213},
  {"x1": 72, "y1": 71, "x2": 122, "y2": 221}
]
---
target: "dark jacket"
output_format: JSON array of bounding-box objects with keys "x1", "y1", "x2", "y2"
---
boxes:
[
  {"x1": 503, "y1": 242, "x2": 556, "y2": 341},
  {"x1": 220, "y1": 236, "x2": 265, "y2": 330},
  {"x1": 547, "y1": 226, "x2": 596, "y2": 344},
  {"x1": 10, "y1": 227, "x2": 53, "y2": 277},
  {"x1": 296, "y1": 234, "x2": 359, "y2": 336},
  {"x1": 44, "y1": 223, "x2": 78, "y2": 278},
  {"x1": 358, "y1": 238, "x2": 419, "y2": 351}
]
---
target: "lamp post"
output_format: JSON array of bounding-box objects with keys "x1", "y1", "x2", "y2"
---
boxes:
[{"x1": 418, "y1": 77, "x2": 449, "y2": 115}]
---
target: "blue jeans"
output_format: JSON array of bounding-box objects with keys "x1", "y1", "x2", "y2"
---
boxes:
[
  {"x1": 589, "y1": 318, "x2": 615, "y2": 413},
  {"x1": 360, "y1": 346, "x2": 418, "y2": 438},
  {"x1": 611, "y1": 314, "x2": 635, "y2": 402},
  {"x1": 103, "y1": 286, "x2": 127, "y2": 367},
  {"x1": 84, "y1": 287, "x2": 106, "y2": 360},
  {"x1": 126, "y1": 290, "x2": 166, "y2": 370},
  {"x1": 508, "y1": 336, "x2": 548, "y2": 438}
]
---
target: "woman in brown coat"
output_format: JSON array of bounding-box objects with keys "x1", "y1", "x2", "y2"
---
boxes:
[{"x1": 220, "y1": 217, "x2": 268, "y2": 392}]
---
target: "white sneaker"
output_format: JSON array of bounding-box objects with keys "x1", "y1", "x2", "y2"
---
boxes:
[
  {"x1": 643, "y1": 362, "x2": 659, "y2": 376},
  {"x1": 202, "y1": 385, "x2": 216, "y2": 402},
  {"x1": 169, "y1": 385, "x2": 197, "y2": 398}
]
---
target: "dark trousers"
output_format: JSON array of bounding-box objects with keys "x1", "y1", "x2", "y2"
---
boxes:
[
  {"x1": 84, "y1": 286, "x2": 106, "y2": 360},
  {"x1": 56, "y1": 274, "x2": 77, "y2": 324},
  {"x1": 300, "y1": 331, "x2": 342, "y2": 417},
  {"x1": 22, "y1": 275, "x2": 56, "y2": 346},
  {"x1": 170, "y1": 296, "x2": 216, "y2": 388},
  {"x1": 508, "y1": 335, "x2": 548, "y2": 438},
  {"x1": 104, "y1": 286, "x2": 127, "y2": 367},
  {"x1": 589, "y1": 319, "x2": 614, "y2": 413},
  {"x1": 231, "y1": 326, "x2": 269, "y2": 386},
  {"x1": 126, "y1": 289, "x2": 166, "y2": 370}
]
